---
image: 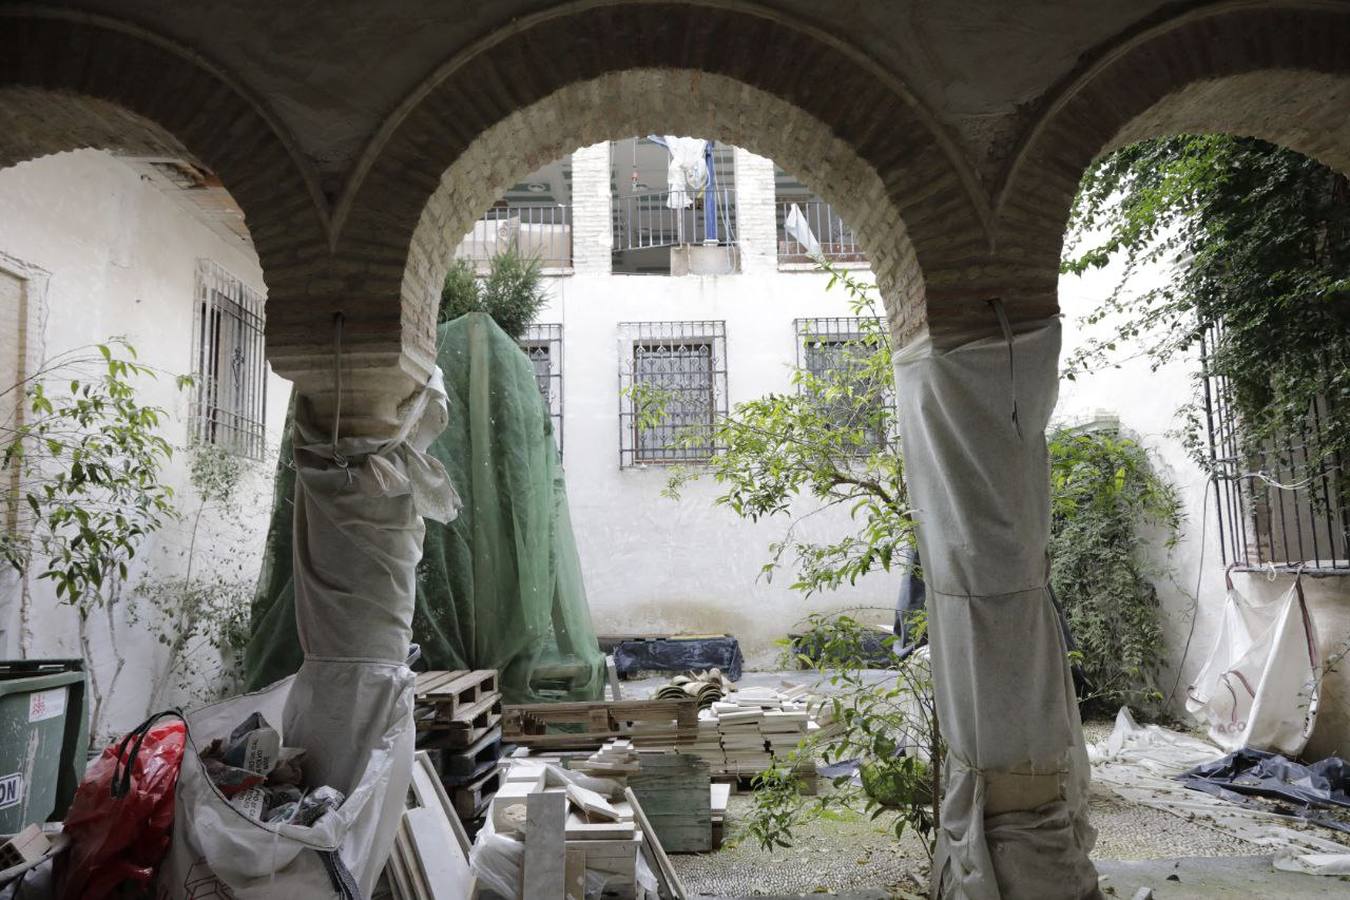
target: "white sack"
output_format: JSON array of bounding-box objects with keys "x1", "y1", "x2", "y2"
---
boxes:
[
  {"x1": 162, "y1": 373, "x2": 458, "y2": 899},
  {"x1": 1185, "y1": 575, "x2": 1320, "y2": 756},
  {"x1": 894, "y1": 320, "x2": 1098, "y2": 900}
]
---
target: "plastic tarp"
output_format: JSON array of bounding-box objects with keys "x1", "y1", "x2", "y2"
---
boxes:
[
  {"x1": 245, "y1": 313, "x2": 605, "y2": 704},
  {"x1": 1089, "y1": 708, "x2": 1350, "y2": 876},
  {"x1": 163, "y1": 372, "x2": 457, "y2": 897},
  {"x1": 1185, "y1": 573, "x2": 1320, "y2": 756},
  {"x1": 1179, "y1": 748, "x2": 1350, "y2": 832},
  {"x1": 893, "y1": 319, "x2": 1099, "y2": 900}
]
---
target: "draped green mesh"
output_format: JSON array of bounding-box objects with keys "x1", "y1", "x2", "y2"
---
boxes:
[{"x1": 244, "y1": 313, "x2": 605, "y2": 703}]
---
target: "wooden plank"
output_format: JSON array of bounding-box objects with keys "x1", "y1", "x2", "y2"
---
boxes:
[
  {"x1": 412, "y1": 751, "x2": 472, "y2": 858},
  {"x1": 406, "y1": 806, "x2": 473, "y2": 900},
  {"x1": 629, "y1": 753, "x2": 712, "y2": 853},
  {"x1": 624, "y1": 788, "x2": 686, "y2": 900},
  {"x1": 419, "y1": 712, "x2": 503, "y2": 747},
  {"x1": 523, "y1": 791, "x2": 567, "y2": 900}
]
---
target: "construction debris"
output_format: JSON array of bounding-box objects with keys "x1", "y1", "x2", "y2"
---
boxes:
[
  {"x1": 635, "y1": 684, "x2": 824, "y2": 785},
  {"x1": 652, "y1": 669, "x2": 730, "y2": 709},
  {"x1": 503, "y1": 698, "x2": 698, "y2": 750}
]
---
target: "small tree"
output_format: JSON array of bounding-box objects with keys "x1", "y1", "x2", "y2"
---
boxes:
[
  {"x1": 438, "y1": 248, "x2": 549, "y2": 338},
  {"x1": 661, "y1": 263, "x2": 915, "y2": 595},
  {"x1": 1, "y1": 340, "x2": 181, "y2": 737},
  {"x1": 746, "y1": 613, "x2": 943, "y2": 864}
]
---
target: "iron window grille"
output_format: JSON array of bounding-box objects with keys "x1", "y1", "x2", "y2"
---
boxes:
[
  {"x1": 1202, "y1": 322, "x2": 1349, "y2": 572},
  {"x1": 520, "y1": 323, "x2": 563, "y2": 456},
  {"x1": 191, "y1": 260, "x2": 267, "y2": 460},
  {"x1": 618, "y1": 321, "x2": 727, "y2": 467},
  {"x1": 795, "y1": 317, "x2": 892, "y2": 451}
]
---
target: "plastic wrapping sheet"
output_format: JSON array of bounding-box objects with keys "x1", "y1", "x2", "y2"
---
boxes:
[
  {"x1": 246, "y1": 313, "x2": 605, "y2": 703},
  {"x1": 893, "y1": 320, "x2": 1099, "y2": 900},
  {"x1": 1089, "y1": 708, "x2": 1350, "y2": 876}
]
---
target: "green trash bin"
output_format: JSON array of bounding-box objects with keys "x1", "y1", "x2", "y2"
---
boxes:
[{"x1": 0, "y1": 659, "x2": 89, "y2": 832}]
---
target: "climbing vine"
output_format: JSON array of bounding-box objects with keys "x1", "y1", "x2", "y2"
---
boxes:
[
  {"x1": 1062, "y1": 135, "x2": 1350, "y2": 476},
  {"x1": 1048, "y1": 424, "x2": 1183, "y2": 715}
]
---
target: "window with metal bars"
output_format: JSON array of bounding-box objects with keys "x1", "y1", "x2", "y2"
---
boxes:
[
  {"x1": 795, "y1": 317, "x2": 892, "y2": 451},
  {"x1": 191, "y1": 260, "x2": 267, "y2": 459},
  {"x1": 1202, "y1": 322, "x2": 1349, "y2": 572},
  {"x1": 519, "y1": 323, "x2": 563, "y2": 456},
  {"x1": 618, "y1": 321, "x2": 727, "y2": 466}
]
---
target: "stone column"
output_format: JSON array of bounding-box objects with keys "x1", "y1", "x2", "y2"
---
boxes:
[
  {"x1": 732, "y1": 147, "x2": 777, "y2": 274},
  {"x1": 570, "y1": 141, "x2": 612, "y2": 275},
  {"x1": 894, "y1": 318, "x2": 1099, "y2": 900}
]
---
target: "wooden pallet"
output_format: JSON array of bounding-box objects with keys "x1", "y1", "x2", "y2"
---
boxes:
[
  {"x1": 416, "y1": 690, "x2": 503, "y2": 736},
  {"x1": 450, "y1": 765, "x2": 501, "y2": 820},
  {"x1": 424, "y1": 726, "x2": 503, "y2": 783},
  {"x1": 503, "y1": 698, "x2": 697, "y2": 749},
  {"x1": 415, "y1": 670, "x2": 498, "y2": 718}
]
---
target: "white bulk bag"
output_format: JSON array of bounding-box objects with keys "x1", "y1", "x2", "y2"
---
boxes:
[
  {"x1": 161, "y1": 372, "x2": 458, "y2": 898},
  {"x1": 158, "y1": 664, "x2": 413, "y2": 899},
  {"x1": 1186, "y1": 573, "x2": 1320, "y2": 756}
]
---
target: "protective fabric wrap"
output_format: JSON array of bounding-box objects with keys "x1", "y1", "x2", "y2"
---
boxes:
[
  {"x1": 893, "y1": 320, "x2": 1100, "y2": 900},
  {"x1": 162, "y1": 374, "x2": 456, "y2": 898},
  {"x1": 245, "y1": 313, "x2": 605, "y2": 704}
]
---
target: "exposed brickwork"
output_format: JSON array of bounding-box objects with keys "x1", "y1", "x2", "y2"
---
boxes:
[
  {"x1": 992, "y1": 4, "x2": 1350, "y2": 330},
  {"x1": 569, "y1": 142, "x2": 613, "y2": 275},
  {"x1": 4, "y1": 3, "x2": 1350, "y2": 425},
  {"x1": 732, "y1": 148, "x2": 778, "y2": 275},
  {"x1": 338, "y1": 3, "x2": 989, "y2": 372},
  {"x1": 0, "y1": 11, "x2": 334, "y2": 394}
]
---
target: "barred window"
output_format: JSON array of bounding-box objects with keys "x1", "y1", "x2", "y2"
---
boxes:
[
  {"x1": 520, "y1": 323, "x2": 563, "y2": 456},
  {"x1": 1203, "y1": 323, "x2": 1348, "y2": 572},
  {"x1": 191, "y1": 260, "x2": 267, "y2": 459},
  {"x1": 619, "y1": 321, "x2": 727, "y2": 466},
  {"x1": 795, "y1": 317, "x2": 891, "y2": 450}
]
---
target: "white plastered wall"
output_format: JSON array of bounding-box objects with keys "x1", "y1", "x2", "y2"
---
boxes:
[
  {"x1": 539, "y1": 143, "x2": 895, "y2": 666},
  {"x1": 1058, "y1": 259, "x2": 1350, "y2": 757},
  {"x1": 0, "y1": 149, "x2": 291, "y2": 740}
]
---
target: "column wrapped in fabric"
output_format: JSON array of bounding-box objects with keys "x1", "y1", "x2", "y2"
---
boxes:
[
  {"x1": 284, "y1": 373, "x2": 459, "y2": 893},
  {"x1": 893, "y1": 320, "x2": 1099, "y2": 900}
]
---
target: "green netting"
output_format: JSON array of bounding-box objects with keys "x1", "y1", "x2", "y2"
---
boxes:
[{"x1": 244, "y1": 312, "x2": 605, "y2": 703}]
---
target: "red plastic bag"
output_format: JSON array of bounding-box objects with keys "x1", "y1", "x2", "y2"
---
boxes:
[{"x1": 61, "y1": 713, "x2": 186, "y2": 900}]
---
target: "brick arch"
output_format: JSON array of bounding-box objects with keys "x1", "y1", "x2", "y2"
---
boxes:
[
  {"x1": 338, "y1": 2, "x2": 988, "y2": 380},
  {"x1": 995, "y1": 0, "x2": 1350, "y2": 315},
  {"x1": 0, "y1": 9, "x2": 328, "y2": 334}
]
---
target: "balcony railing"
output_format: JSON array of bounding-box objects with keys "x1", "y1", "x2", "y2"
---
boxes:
[
  {"x1": 612, "y1": 188, "x2": 738, "y2": 252},
  {"x1": 454, "y1": 205, "x2": 573, "y2": 270},
  {"x1": 777, "y1": 199, "x2": 866, "y2": 265}
]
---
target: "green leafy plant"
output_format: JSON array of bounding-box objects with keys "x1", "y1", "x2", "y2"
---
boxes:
[
  {"x1": 1062, "y1": 135, "x2": 1350, "y2": 478},
  {"x1": 438, "y1": 248, "x2": 549, "y2": 338},
  {"x1": 662, "y1": 263, "x2": 915, "y2": 596},
  {"x1": 1, "y1": 340, "x2": 182, "y2": 737},
  {"x1": 132, "y1": 441, "x2": 261, "y2": 711},
  {"x1": 1048, "y1": 423, "x2": 1183, "y2": 715},
  {"x1": 743, "y1": 612, "x2": 942, "y2": 859}
]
